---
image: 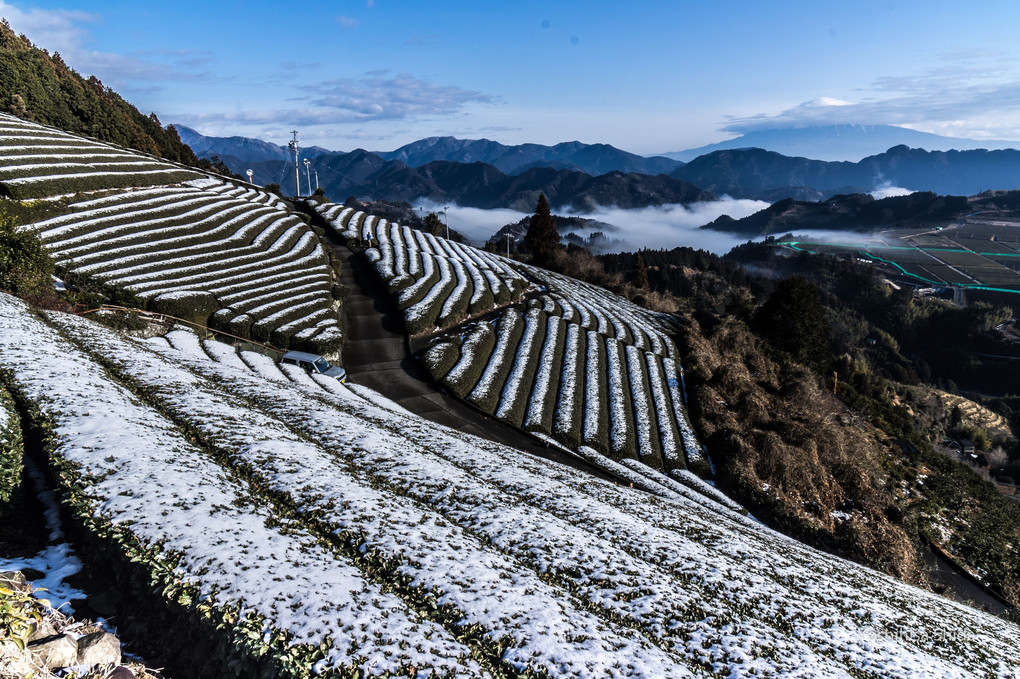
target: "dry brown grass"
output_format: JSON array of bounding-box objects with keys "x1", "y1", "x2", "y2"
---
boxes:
[{"x1": 681, "y1": 314, "x2": 925, "y2": 583}]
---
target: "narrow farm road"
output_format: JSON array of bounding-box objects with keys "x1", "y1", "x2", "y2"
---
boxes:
[{"x1": 333, "y1": 242, "x2": 626, "y2": 485}]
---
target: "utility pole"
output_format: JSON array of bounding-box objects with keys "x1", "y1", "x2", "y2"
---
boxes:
[
  {"x1": 443, "y1": 205, "x2": 450, "y2": 240},
  {"x1": 288, "y1": 130, "x2": 301, "y2": 197},
  {"x1": 303, "y1": 159, "x2": 312, "y2": 195},
  {"x1": 506, "y1": 232, "x2": 511, "y2": 258}
]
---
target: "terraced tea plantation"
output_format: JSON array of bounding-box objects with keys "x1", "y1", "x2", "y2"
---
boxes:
[
  {"x1": 317, "y1": 200, "x2": 705, "y2": 473},
  {"x1": 2, "y1": 114, "x2": 342, "y2": 353},
  {"x1": 2, "y1": 291, "x2": 1017, "y2": 679},
  {"x1": 317, "y1": 201, "x2": 532, "y2": 332},
  {"x1": 0, "y1": 112, "x2": 201, "y2": 198}
]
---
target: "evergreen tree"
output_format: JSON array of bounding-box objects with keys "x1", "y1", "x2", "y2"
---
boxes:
[
  {"x1": 524, "y1": 193, "x2": 559, "y2": 266},
  {"x1": 633, "y1": 252, "x2": 649, "y2": 290},
  {"x1": 0, "y1": 208, "x2": 54, "y2": 300},
  {"x1": 753, "y1": 275, "x2": 832, "y2": 370},
  {"x1": 423, "y1": 212, "x2": 445, "y2": 237}
]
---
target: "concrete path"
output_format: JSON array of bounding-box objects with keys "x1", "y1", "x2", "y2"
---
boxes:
[{"x1": 333, "y1": 242, "x2": 624, "y2": 484}]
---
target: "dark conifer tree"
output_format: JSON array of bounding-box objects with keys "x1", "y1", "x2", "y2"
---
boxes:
[
  {"x1": 633, "y1": 252, "x2": 649, "y2": 290},
  {"x1": 524, "y1": 193, "x2": 559, "y2": 266},
  {"x1": 753, "y1": 276, "x2": 832, "y2": 370}
]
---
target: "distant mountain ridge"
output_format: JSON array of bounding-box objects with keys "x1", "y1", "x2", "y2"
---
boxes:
[
  {"x1": 174, "y1": 125, "x2": 332, "y2": 166},
  {"x1": 375, "y1": 136, "x2": 683, "y2": 176},
  {"x1": 242, "y1": 152, "x2": 713, "y2": 212},
  {"x1": 671, "y1": 145, "x2": 1020, "y2": 201},
  {"x1": 664, "y1": 124, "x2": 1020, "y2": 162},
  {"x1": 178, "y1": 125, "x2": 1020, "y2": 208}
]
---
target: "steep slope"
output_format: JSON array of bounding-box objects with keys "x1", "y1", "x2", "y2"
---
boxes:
[
  {"x1": 0, "y1": 20, "x2": 198, "y2": 165},
  {"x1": 2, "y1": 292, "x2": 1017, "y2": 678},
  {"x1": 1, "y1": 112, "x2": 343, "y2": 353}
]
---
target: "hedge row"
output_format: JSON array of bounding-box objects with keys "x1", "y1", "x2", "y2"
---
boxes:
[
  {"x1": 581, "y1": 330, "x2": 610, "y2": 455},
  {"x1": 625, "y1": 344, "x2": 662, "y2": 470},
  {"x1": 494, "y1": 308, "x2": 547, "y2": 429},
  {"x1": 63, "y1": 206, "x2": 260, "y2": 271},
  {"x1": 644, "y1": 353, "x2": 685, "y2": 471},
  {"x1": 20, "y1": 169, "x2": 341, "y2": 352},
  {"x1": 467, "y1": 310, "x2": 525, "y2": 414},
  {"x1": 396, "y1": 252, "x2": 439, "y2": 310},
  {"x1": 552, "y1": 322, "x2": 586, "y2": 449},
  {"x1": 0, "y1": 168, "x2": 201, "y2": 200},
  {"x1": 35, "y1": 188, "x2": 200, "y2": 240},
  {"x1": 422, "y1": 339, "x2": 461, "y2": 382},
  {"x1": 270, "y1": 306, "x2": 341, "y2": 349},
  {"x1": 0, "y1": 160, "x2": 176, "y2": 181},
  {"x1": 84, "y1": 218, "x2": 306, "y2": 281},
  {"x1": 0, "y1": 382, "x2": 23, "y2": 504},
  {"x1": 46, "y1": 197, "x2": 243, "y2": 256},
  {"x1": 124, "y1": 230, "x2": 318, "y2": 297},
  {"x1": 55, "y1": 311, "x2": 675, "y2": 679},
  {"x1": 436, "y1": 259, "x2": 473, "y2": 328},
  {"x1": 440, "y1": 323, "x2": 496, "y2": 399},
  {"x1": 127, "y1": 228, "x2": 320, "y2": 295},
  {"x1": 604, "y1": 337, "x2": 637, "y2": 460},
  {"x1": 0, "y1": 306, "x2": 393, "y2": 677},
  {"x1": 522, "y1": 316, "x2": 565, "y2": 434},
  {"x1": 404, "y1": 257, "x2": 459, "y2": 335}
]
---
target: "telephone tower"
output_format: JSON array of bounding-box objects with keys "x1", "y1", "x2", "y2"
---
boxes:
[{"x1": 287, "y1": 130, "x2": 301, "y2": 196}]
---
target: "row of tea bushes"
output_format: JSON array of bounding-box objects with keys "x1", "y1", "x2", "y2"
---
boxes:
[
  {"x1": 315, "y1": 201, "x2": 530, "y2": 334},
  {"x1": 52, "y1": 313, "x2": 676, "y2": 679},
  {"x1": 0, "y1": 293, "x2": 479, "y2": 678},
  {"x1": 91, "y1": 299, "x2": 1020, "y2": 679},
  {"x1": 18, "y1": 178, "x2": 341, "y2": 353},
  {"x1": 0, "y1": 113, "x2": 201, "y2": 199},
  {"x1": 0, "y1": 383, "x2": 22, "y2": 504},
  {"x1": 426, "y1": 302, "x2": 700, "y2": 472},
  {"x1": 2, "y1": 114, "x2": 342, "y2": 354}
]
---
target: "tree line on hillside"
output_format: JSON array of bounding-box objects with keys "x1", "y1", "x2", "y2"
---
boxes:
[{"x1": 0, "y1": 20, "x2": 221, "y2": 171}]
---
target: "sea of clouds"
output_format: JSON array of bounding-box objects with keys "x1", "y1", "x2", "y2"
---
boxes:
[{"x1": 417, "y1": 197, "x2": 772, "y2": 255}]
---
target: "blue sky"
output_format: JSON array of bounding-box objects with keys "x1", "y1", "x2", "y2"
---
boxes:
[{"x1": 4, "y1": 0, "x2": 1020, "y2": 155}]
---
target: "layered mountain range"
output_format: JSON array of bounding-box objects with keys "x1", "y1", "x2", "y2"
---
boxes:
[{"x1": 176, "y1": 125, "x2": 1020, "y2": 211}]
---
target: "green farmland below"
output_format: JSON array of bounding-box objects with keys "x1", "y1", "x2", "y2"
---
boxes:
[{"x1": 780, "y1": 219, "x2": 1020, "y2": 294}]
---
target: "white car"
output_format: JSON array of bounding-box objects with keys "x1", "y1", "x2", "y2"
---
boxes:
[{"x1": 279, "y1": 350, "x2": 347, "y2": 382}]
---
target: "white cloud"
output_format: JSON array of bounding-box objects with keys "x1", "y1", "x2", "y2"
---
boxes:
[
  {"x1": 573, "y1": 199, "x2": 771, "y2": 254},
  {"x1": 414, "y1": 200, "x2": 528, "y2": 246},
  {"x1": 0, "y1": 1, "x2": 95, "y2": 52},
  {"x1": 870, "y1": 184, "x2": 913, "y2": 200},
  {"x1": 413, "y1": 198, "x2": 770, "y2": 254},
  {"x1": 0, "y1": 1, "x2": 218, "y2": 91},
  {"x1": 721, "y1": 53, "x2": 1020, "y2": 141},
  {"x1": 300, "y1": 71, "x2": 492, "y2": 122}
]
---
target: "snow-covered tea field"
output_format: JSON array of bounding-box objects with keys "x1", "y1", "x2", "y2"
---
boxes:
[
  {"x1": 317, "y1": 199, "x2": 706, "y2": 473},
  {"x1": 0, "y1": 112, "x2": 201, "y2": 199},
  {"x1": 2, "y1": 292, "x2": 1016, "y2": 678},
  {"x1": 0, "y1": 113, "x2": 342, "y2": 353}
]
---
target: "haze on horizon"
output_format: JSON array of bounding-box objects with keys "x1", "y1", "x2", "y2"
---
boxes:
[{"x1": 4, "y1": 0, "x2": 1020, "y2": 158}]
